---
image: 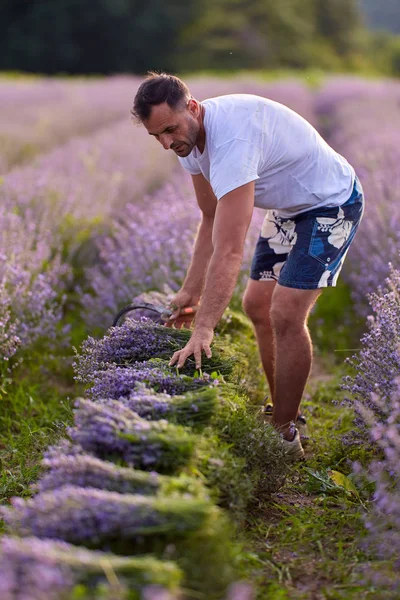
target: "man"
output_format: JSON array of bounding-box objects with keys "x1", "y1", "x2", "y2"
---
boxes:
[{"x1": 131, "y1": 72, "x2": 364, "y2": 458}]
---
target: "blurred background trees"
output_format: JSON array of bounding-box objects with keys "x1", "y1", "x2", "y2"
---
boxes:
[{"x1": 0, "y1": 0, "x2": 399, "y2": 75}]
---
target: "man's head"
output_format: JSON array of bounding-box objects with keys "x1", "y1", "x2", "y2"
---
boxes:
[{"x1": 132, "y1": 72, "x2": 203, "y2": 157}]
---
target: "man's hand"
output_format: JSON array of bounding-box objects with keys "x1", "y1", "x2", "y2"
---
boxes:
[
  {"x1": 165, "y1": 288, "x2": 200, "y2": 329},
  {"x1": 169, "y1": 327, "x2": 213, "y2": 369}
]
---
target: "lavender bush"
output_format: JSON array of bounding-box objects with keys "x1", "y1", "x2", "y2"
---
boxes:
[
  {"x1": 68, "y1": 398, "x2": 197, "y2": 473},
  {"x1": 348, "y1": 380, "x2": 400, "y2": 594},
  {"x1": 0, "y1": 76, "x2": 141, "y2": 172},
  {"x1": 0, "y1": 535, "x2": 182, "y2": 599},
  {"x1": 1, "y1": 486, "x2": 215, "y2": 548},
  {"x1": 0, "y1": 104, "x2": 176, "y2": 357},
  {"x1": 315, "y1": 77, "x2": 400, "y2": 311},
  {"x1": 0, "y1": 206, "x2": 71, "y2": 357},
  {"x1": 343, "y1": 264, "x2": 400, "y2": 442},
  {"x1": 37, "y1": 452, "x2": 206, "y2": 498}
]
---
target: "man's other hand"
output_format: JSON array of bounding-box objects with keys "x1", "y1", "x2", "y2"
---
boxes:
[
  {"x1": 169, "y1": 327, "x2": 213, "y2": 369},
  {"x1": 165, "y1": 289, "x2": 200, "y2": 329}
]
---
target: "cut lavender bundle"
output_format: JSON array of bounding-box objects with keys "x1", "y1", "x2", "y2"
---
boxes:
[
  {"x1": 38, "y1": 452, "x2": 206, "y2": 498},
  {"x1": 68, "y1": 398, "x2": 197, "y2": 473},
  {"x1": 101, "y1": 383, "x2": 218, "y2": 427},
  {"x1": 73, "y1": 319, "x2": 234, "y2": 382},
  {"x1": 86, "y1": 360, "x2": 211, "y2": 400},
  {"x1": 1, "y1": 486, "x2": 216, "y2": 549},
  {"x1": 0, "y1": 535, "x2": 182, "y2": 599}
]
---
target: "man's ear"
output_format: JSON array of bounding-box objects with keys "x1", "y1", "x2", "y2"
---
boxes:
[{"x1": 187, "y1": 97, "x2": 199, "y2": 117}]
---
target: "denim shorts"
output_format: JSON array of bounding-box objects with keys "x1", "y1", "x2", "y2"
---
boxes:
[{"x1": 250, "y1": 177, "x2": 364, "y2": 289}]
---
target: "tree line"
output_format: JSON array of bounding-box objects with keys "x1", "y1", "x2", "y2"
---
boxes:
[{"x1": 0, "y1": 0, "x2": 399, "y2": 75}]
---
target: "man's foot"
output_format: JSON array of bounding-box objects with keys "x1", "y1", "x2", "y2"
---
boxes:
[
  {"x1": 263, "y1": 403, "x2": 309, "y2": 442},
  {"x1": 282, "y1": 428, "x2": 305, "y2": 461}
]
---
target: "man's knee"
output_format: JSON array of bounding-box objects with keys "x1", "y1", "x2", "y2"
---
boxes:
[
  {"x1": 270, "y1": 302, "x2": 305, "y2": 336},
  {"x1": 270, "y1": 286, "x2": 320, "y2": 336},
  {"x1": 242, "y1": 285, "x2": 273, "y2": 325}
]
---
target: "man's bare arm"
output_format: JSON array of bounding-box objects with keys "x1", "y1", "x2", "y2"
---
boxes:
[
  {"x1": 169, "y1": 181, "x2": 254, "y2": 367},
  {"x1": 180, "y1": 174, "x2": 217, "y2": 298},
  {"x1": 194, "y1": 181, "x2": 254, "y2": 330}
]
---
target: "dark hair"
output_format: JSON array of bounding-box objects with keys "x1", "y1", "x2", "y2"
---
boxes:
[{"x1": 131, "y1": 72, "x2": 191, "y2": 123}]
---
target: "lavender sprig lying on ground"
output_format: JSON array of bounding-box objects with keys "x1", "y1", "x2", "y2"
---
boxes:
[
  {"x1": 86, "y1": 360, "x2": 211, "y2": 400},
  {"x1": 102, "y1": 383, "x2": 218, "y2": 427},
  {"x1": 342, "y1": 265, "x2": 400, "y2": 442},
  {"x1": 1, "y1": 486, "x2": 216, "y2": 548},
  {"x1": 37, "y1": 452, "x2": 206, "y2": 498},
  {"x1": 74, "y1": 318, "x2": 234, "y2": 381},
  {"x1": 0, "y1": 535, "x2": 182, "y2": 599},
  {"x1": 68, "y1": 398, "x2": 197, "y2": 473}
]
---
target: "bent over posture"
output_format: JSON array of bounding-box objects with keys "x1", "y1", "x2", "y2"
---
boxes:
[{"x1": 132, "y1": 72, "x2": 364, "y2": 458}]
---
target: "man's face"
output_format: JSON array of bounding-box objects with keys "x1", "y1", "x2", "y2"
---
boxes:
[{"x1": 143, "y1": 99, "x2": 200, "y2": 157}]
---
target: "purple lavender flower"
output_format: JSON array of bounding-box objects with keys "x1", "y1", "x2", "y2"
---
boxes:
[
  {"x1": 98, "y1": 383, "x2": 218, "y2": 427},
  {"x1": 315, "y1": 78, "x2": 400, "y2": 313},
  {"x1": 343, "y1": 265, "x2": 400, "y2": 442},
  {"x1": 74, "y1": 319, "x2": 234, "y2": 386},
  {"x1": 37, "y1": 451, "x2": 206, "y2": 498},
  {"x1": 0, "y1": 535, "x2": 182, "y2": 598},
  {"x1": 86, "y1": 361, "x2": 209, "y2": 400},
  {"x1": 68, "y1": 398, "x2": 197, "y2": 473},
  {"x1": 0, "y1": 77, "x2": 143, "y2": 171},
  {"x1": 350, "y1": 380, "x2": 400, "y2": 592},
  {"x1": 1, "y1": 486, "x2": 214, "y2": 548}
]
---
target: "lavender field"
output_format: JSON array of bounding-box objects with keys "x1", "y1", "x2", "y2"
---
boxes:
[{"x1": 1, "y1": 74, "x2": 400, "y2": 599}]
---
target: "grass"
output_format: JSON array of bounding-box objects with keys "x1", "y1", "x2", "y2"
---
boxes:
[
  {"x1": 240, "y1": 369, "x2": 392, "y2": 600},
  {"x1": 0, "y1": 318, "x2": 88, "y2": 506}
]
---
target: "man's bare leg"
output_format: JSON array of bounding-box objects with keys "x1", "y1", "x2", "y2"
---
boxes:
[
  {"x1": 242, "y1": 279, "x2": 276, "y2": 399},
  {"x1": 269, "y1": 284, "x2": 321, "y2": 439}
]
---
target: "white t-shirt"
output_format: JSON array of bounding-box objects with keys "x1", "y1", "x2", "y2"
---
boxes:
[{"x1": 178, "y1": 94, "x2": 355, "y2": 218}]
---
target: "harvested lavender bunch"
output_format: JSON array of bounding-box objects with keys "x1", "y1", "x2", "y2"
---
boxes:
[
  {"x1": 0, "y1": 535, "x2": 182, "y2": 598},
  {"x1": 38, "y1": 452, "x2": 206, "y2": 498},
  {"x1": 87, "y1": 360, "x2": 210, "y2": 399},
  {"x1": 1, "y1": 486, "x2": 216, "y2": 548},
  {"x1": 74, "y1": 319, "x2": 234, "y2": 382},
  {"x1": 43, "y1": 439, "x2": 85, "y2": 460},
  {"x1": 68, "y1": 398, "x2": 197, "y2": 473},
  {"x1": 101, "y1": 383, "x2": 218, "y2": 426}
]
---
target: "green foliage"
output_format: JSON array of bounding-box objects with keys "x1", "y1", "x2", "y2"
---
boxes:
[
  {"x1": 0, "y1": 0, "x2": 201, "y2": 74},
  {"x1": 213, "y1": 386, "x2": 289, "y2": 496},
  {"x1": 0, "y1": 0, "x2": 381, "y2": 74},
  {"x1": 0, "y1": 348, "x2": 78, "y2": 503},
  {"x1": 366, "y1": 31, "x2": 400, "y2": 76},
  {"x1": 175, "y1": 0, "x2": 316, "y2": 71},
  {"x1": 195, "y1": 431, "x2": 255, "y2": 517},
  {"x1": 308, "y1": 279, "x2": 365, "y2": 359}
]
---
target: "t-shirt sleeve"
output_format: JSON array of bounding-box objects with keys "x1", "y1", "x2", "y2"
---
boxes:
[
  {"x1": 177, "y1": 155, "x2": 202, "y2": 175},
  {"x1": 210, "y1": 139, "x2": 260, "y2": 200}
]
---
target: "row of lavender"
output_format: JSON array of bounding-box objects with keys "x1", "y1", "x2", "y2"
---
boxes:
[
  {"x1": 315, "y1": 76, "x2": 400, "y2": 312},
  {"x1": 0, "y1": 76, "x2": 142, "y2": 173},
  {"x1": 0, "y1": 77, "x2": 314, "y2": 361},
  {"x1": 0, "y1": 314, "x2": 287, "y2": 598},
  {"x1": 317, "y1": 78, "x2": 400, "y2": 589}
]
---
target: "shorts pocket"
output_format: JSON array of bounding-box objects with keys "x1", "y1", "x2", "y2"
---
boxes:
[
  {"x1": 308, "y1": 202, "x2": 361, "y2": 267},
  {"x1": 308, "y1": 220, "x2": 342, "y2": 266}
]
